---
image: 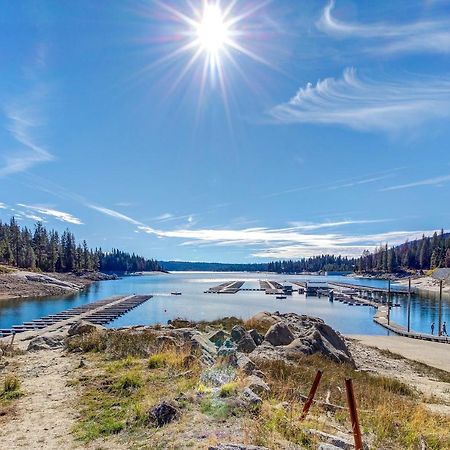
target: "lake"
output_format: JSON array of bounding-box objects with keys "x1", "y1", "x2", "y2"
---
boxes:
[{"x1": 0, "y1": 272, "x2": 449, "y2": 336}]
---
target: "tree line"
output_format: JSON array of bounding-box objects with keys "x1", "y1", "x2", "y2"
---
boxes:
[
  {"x1": 357, "y1": 230, "x2": 450, "y2": 273},
  {"x1": 0, "y1": 217, "x2": 162, "y2": 273},
  {"x1": 267, "y1": 255, "x2": 355, "y2": 274}
]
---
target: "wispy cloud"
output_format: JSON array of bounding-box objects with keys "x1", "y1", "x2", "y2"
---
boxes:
[
  {"x1": 1, "y1": 87, "x2": 54, "y2": 177},
  {"x1": 0, "y1": 202, "x2": 7, "y2": 209},
  {"x1": 380, "y1": 174, "x2": 450, "y2": 191},
  {"x1": 269, "y1": 67, "x2": 450, "y2": 133},
  {"x1": 86, "y1": 204, "x2": 143, "y2": 226},
  {"x1": 264, "y1": 167, "x2": 404, "y2": 198},
  {"x1": 17, "y1": 204, "x2": 82, "y2": 225},
  {"x1": 288, "y1": 219, "x2": 390, "y2": 231},
  {"x1": 138, "y1": 221, "x2": 432, "y2": 258},
  {"x1": 317, "y1": 0, "x2": 450, "y2": 54}
]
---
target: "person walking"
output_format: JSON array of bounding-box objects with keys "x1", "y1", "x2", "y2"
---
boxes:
[
  {"x1": 431, "y1": 322, "x2": 435, "y2": 335},
  {"x1": 442, "y1": 322, "x2": 448, "y2": 337}
]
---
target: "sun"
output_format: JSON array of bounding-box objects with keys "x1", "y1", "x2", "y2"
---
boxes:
[
  {"x1": 196, "y1": 4, "x2": 230, "y2": 54},
  {"x1": 151, "y1": 0, "x2": 273, "y2": 105}
]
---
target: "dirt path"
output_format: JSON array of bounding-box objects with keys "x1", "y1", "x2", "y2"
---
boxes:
[
  {"x1": 347, "y1": 338, "x2": 450, "y2": 416},
  {"x1": 0, "y1": 349, "x2": 82, "y2": 449},
  {"x1": 347, "y1": 335, "x2": 450, "y2": 372}
]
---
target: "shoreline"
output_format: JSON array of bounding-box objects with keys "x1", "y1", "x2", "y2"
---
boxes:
[{"x1": 0, "y1": 268, "x2": 116, "y2": 302}]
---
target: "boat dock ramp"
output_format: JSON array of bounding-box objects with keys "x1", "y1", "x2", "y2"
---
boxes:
[{"x1": 0, "y1": 294, "x2": 152, "y2": 338}]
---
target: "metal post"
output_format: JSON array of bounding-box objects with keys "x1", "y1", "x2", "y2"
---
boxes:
[
  {"x1": 300, "y1": 370, "x2": 323, "y2": 420},
  {"x1": 387, "y1": 280, "x2": 391, "y2": 325},
  {"x1": 438, "y1": 280, "x2": 443, "y2": 336},
  {"x1": 345, "y1": 379, "x2": 363, "y2": 450},
  {"x1": 407, "y1": 277, "x2": 411, "y2": 333}
]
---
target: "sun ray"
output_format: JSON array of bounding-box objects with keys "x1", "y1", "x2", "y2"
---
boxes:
[{"x1": 147, "y1": 0, "x2": 276, "y2": 111}]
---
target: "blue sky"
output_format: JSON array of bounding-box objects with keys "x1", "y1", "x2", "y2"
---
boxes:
[{"x1": 1, "y1": 0, "x2": 450, "y2": 262}]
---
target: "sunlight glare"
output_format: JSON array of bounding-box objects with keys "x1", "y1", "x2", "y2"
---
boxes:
[{"x1": 196, "y1": 4, "x2": 230, "y2": 54}]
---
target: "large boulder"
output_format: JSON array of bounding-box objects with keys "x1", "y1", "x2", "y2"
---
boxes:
[
  {"x1": 249, "y1": 329, "x2": 264, "y2": 346},
  {"x1": 231, "y1": 325, "x2": 256, "y2": 354},
  {"x1": 230, "y1": 325, "x2": 247, "y2": 342},
  {"x1": 208, "y1": 329, "x2": 229, "y2": 347},
  {"x1": 250, "y1": 313, "x2": 354, "y2": 366},
  {"x1": 27, "y1": 334, "x2": 65, "y2": 351},
  {"x1": 68, "y1": 320, "x2": 105, "y2": 337},
  {"x1": 264, "y1": 322, "x2": 295, "y2": 346},
  {"x1": 247, "y1": 312, "x2": 280, "y2": 330}
]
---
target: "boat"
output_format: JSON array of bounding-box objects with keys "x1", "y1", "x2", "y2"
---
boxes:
[
  {"x1": 276, "y1": 295, "x2": 287, "y2": 299},
  {"x1": 171, "y1": 292, "x2": 182, "y2": 296}
]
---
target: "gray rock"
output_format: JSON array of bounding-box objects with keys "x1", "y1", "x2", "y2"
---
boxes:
[
  {"x1": 209, "y1": 445, "x2": 268, "y2": 450},
  {"x1": 306, "y1": 430, "x2": 353, "y2": 450},
  {"x1": 240, "y1": 387, "x2": 262, "y2": 405},
  {"x1": 251, "y1": 313, "x2": 354, "y2": 366},
  {"x1": 208, "y1": 329, "x2": 229, "y2": 347},
  {"x1": 249, "y1": 329, "x2": 264, "y2": 346},
  {"x1": 236, "y1": 335, "x2": 256, "y2": 354},
  {"x1": 247, "y1": 312, "x2": 280, "y2": 329},
  {"x1": 245, "y1": 375, "x2": 270, "y2": 395},
  {"x1": 191, "y1": 333, "x2": 218, "y2": 359},
  {"x1": 318, "y1": 444, "x2": 344, "y2": 450},
  {"x1": 155, "y1": 335, "x2": 179, "y2": 348},
  {"x1": 27, "y1": 334, "x2": 65, "y2": 351},
  {"x1": 231, "y1": 325, "x2": 247, "y2": 342},
  {"x1": 236, "y1": 352, "x2": 256, "y2": 375},
  {"x1": 264, "y1": 322, "x2": 295, "y2": 346},
  {"x1": 68, "y1": 320, "x2": 105, "y2": 337},
  {"x1": 148, "y1": 401, "x2": 179, "y2": 427}
]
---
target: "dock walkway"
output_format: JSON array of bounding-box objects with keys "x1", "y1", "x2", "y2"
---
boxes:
[{"x1": 0, "y1": 294, "x2": 152, "y2": 338}]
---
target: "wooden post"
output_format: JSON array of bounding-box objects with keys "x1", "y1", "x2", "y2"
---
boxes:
[
  {"x1": 407, "y1": 277, "x2": 411, "y2": 333},
  {"x1": 300, "y1": 370, "x2": 323, "y2": 420},
  {"x1": 438, "y1": 280, "x2": 443, "y2": 336},
  {"x1": 345, "y1": 379, "x2": 363, "y2": 450},
  {"x1": 9, "y1": 332, "x2": 15, "y2": 352}
]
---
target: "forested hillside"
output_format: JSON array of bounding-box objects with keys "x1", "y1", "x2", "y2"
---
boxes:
[
  {"x1": 0, "y1": 218, "x2": 161, "y2": 273},
  {"x1": 162, "y1": 255, "x2": 355, "y2": 273},
  {"x1": 357, "y1": 230, "x2": 450, "y2": 273},
  {"x1": 267, "y1": 255, "x2": 355, "y2": 274}
]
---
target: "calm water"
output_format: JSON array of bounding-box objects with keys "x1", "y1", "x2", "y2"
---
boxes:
[{"x1": 0, "y1": 272, "x2": 449, "y2": 336}]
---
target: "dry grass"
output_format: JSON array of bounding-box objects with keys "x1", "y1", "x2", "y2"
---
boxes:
[
  {"x1": 70, "y1": 326, "x2": 450, "y2": 449},
  {"x1": 170, "y1": 316, "x2": 244, "y2": 332},
  {"x1": 71, "y1": 333, "x2": 201, "y2": 443},
  {"x1": 248, "y1": 355, "x2": 449, "y2": 449}
]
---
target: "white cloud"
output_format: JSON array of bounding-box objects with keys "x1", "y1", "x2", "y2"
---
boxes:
[
  {"x1": 269, "y1": 67, "x2": 450, "y2": 132},
  {"x1": 153, "y1": 213, "x2": 174, "y2": 221},
  {"x1": 17, "y1": 204, "x2": 82, "y2": 225},
  {"x1": 87, "y1": 204, "x2": 143, "y2": 226},
  {"x1": 138, "y1": 222, "x2": 434, "y2": 258},
  {"x1": 317, "y1": 0, "x2": 450, "y2": 54},
  {"x1": 380, "y1": 174, "x2": 450, "y2": 191},
  {"x1": 288, "y1": 219, "x2": 389, "y2": 231},
  {"x1": 1, "y1": 90, "x2": 54, "y2": 177},
  {"x1": 0, "y1": 202, "x2": 7, "y2": 209}
]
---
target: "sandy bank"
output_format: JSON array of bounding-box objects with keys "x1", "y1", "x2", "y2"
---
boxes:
[
  {"x1": 0, "y1": 269, "x2": 115, "y2": 301},
  {"x1": 396, "y1": 275, "x2": 450, "y2": 295}
]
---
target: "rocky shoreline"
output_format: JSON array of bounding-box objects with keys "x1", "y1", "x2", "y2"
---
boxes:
[{"x1": 0, "y1": 268, "x2": 117, "y2": 301}]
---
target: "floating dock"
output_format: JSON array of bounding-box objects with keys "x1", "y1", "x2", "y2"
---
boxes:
[
  {"x1": 205, "y1": 281, "x2": 244, "y2": 294},
  {"x1": 0, "y1": 294, "x2": 152, "y2": 338}
]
